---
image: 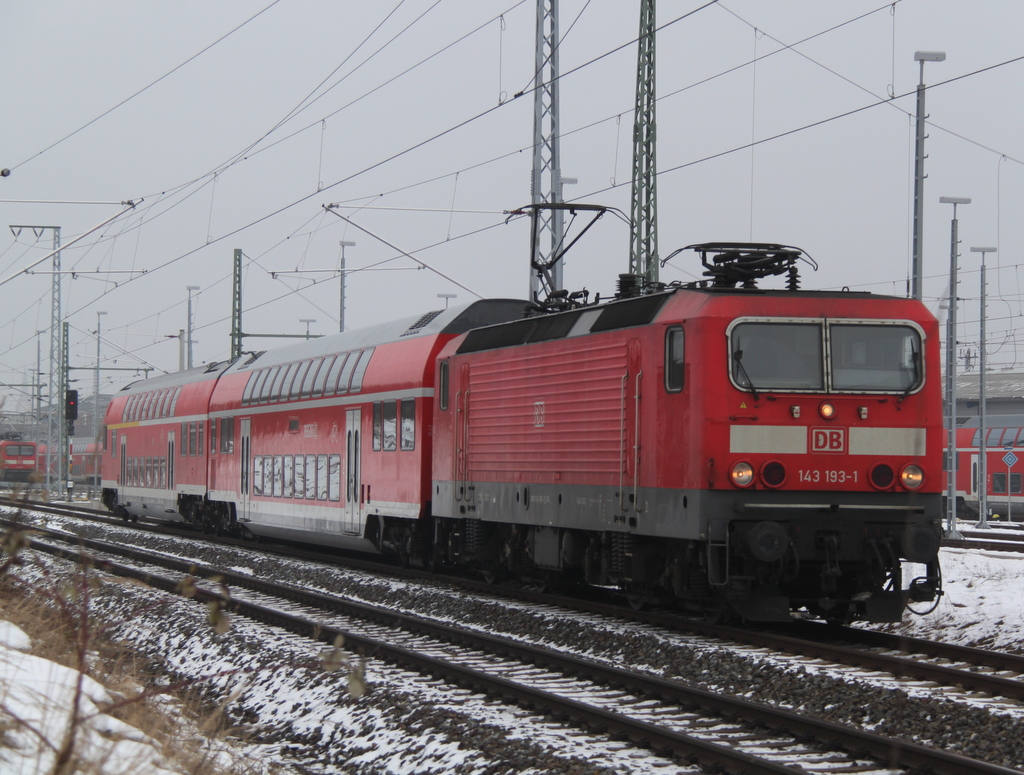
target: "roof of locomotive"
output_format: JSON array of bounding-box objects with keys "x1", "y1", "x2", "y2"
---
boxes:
[
  {"x1": 220, "y1": 297, "x2": 530, "y2": 375},
  {"x1": 453, "y1": 285, "x2": 923, "y2": 356}
]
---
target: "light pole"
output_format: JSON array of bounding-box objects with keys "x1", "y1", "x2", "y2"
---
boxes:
[
  {"x1": 911, "y1": 51, "x2": 946, "y2": 300},
  {"x1": 971, "y1": 246, "x2": 997, "y2": 527},
  {"x1": 186, "y1": 286, "x2": 199, "y2": 369},
  {"x1": 437, "y1": 293, "x2": 457, "y2": 309},
  {"x1": 300, "y1": 319, "x2": 316, "y2": 339},
  {"x1": 940, "y1": 195, "x2": 970, "y2": 537},
  {"x1": 94, "y1": 311, "x2": 106, "y2": 488},
  {"x1": 340, "y1": 241, "x2": 355, "y2": 333}
]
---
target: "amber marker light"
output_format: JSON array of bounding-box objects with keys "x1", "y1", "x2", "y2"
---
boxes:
[
  {"x1": 818, "y1": 402, "x2": 836, "y2": 420},
  {"x1": 900, "y1": 464, "x2": 924, "y2": 489},
  {"x1": 730, "y1": 461, "x2": 754, "y2": 487}
]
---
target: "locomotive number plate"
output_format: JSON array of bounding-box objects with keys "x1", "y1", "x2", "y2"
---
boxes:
[{"x1": 798, "y1": 469, "x2": 859, "y2": 484}]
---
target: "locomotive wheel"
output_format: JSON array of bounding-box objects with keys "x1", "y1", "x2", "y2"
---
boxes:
[
  {"x1": 701, "y1": 598, "x2": 735, "y2": 624},
  {"x1": 624, "y1": 585, "x2": 647, "y2": 611},
  {"x1": 480, "y1": 565, "x2": 503, "y2": 585},
  {"x1": 425, "y1": 547, "x2": 441, "y2": 574}
]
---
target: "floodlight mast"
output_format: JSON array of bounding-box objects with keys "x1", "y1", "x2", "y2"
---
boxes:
[
  {"x1": 911, "y1": 51, "x2": 945, "y2": 301},
  {"x1": 971, "y1": 246, "x2": 997, "y2": 528},
  {"x1": 939, "y1": 195, "x2": 969, "y2": 537}
]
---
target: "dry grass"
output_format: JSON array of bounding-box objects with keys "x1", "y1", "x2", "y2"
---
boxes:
[{"x1": 0, "y1": 566, "x2": 271, "y2": 775}]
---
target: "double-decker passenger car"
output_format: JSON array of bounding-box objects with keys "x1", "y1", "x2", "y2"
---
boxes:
[
  {"x1": 102, "y1": 361, "x2": 235, "y2": 522},
  {"x1": 101, "y1": 244, "x2": 943, "y2": 623},
  {"x1": 70, "y1": 441, "x2": 103, "y2": 486},
  {"x1": 952, "y1": 416, "x2": 1024, "y2": 520},
  {"x1": 101, "y1": 301, "x2": 527, "y2": 536}
]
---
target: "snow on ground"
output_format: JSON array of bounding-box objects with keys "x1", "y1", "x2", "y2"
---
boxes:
[
  {"x1": 873, "y1": 525, "x2": 1024, "y2": 653},
  {"x1": 2, "y1": 516, "x2": 1023, "y2": 774},
  {"x1": 0, "y1": 620, "x2": 183, "y2": 775}
]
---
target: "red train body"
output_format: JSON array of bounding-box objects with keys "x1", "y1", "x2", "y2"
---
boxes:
[
  {"x1": 101, "y1": 246, "x2": 943, "y2": 623},
  {"x1": 0, "y1": 439, "x2": 38, "y2": 483},
  {"x1": 70, "y1": 442, "x2": 103, "y2": 485},
  {"x1": 952, "y1": 418, "x2": 1024, "y2": 519}
]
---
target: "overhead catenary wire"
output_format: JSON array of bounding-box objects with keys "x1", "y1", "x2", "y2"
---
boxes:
[
  {"x1": 5, "y1": 4, "x2": 1024, "y2": 385},
  {"x1": 29, "y1": 45, "x2": 1024, "y2": 370},
  {"x1": 6, "y1": 1, "x2": 284, "y2": 175}
]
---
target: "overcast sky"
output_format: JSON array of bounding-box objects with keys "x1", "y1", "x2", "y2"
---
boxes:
[{"x1": 2, "y1": 0, "x2": 1023, "y2": 413}]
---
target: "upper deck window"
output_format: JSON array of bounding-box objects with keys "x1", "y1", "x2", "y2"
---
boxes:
[{"x1": 728, "y1": 319, "x2": 923, "y2": 394}]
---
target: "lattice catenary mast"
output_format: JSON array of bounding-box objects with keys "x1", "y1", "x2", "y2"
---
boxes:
[
  {"x1": 529, "y1": 0, "x2": 567, "y2": 301},
  {"x1": 629, "y1": 0, "x2": 659, "y2": 288}
]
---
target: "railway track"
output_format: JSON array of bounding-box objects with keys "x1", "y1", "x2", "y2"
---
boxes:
[
  {"x1": 7, "y1": 497, "x2": 1024, "y2": 699},
  {"x1": 5, "y1": 515, "x2": 1020, "y2": 775},
  {"x1": 950, "y1": 526, "x2": 1024, "y2": 553}
]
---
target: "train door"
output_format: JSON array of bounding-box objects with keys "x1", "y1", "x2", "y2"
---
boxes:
[
  {"x1": 344, "y1": 409, "x2": 361, "y2": 534},
  {"x1": 167, "y1": 432, "x2": 175, "y2": 490},
  {"x1": 970, "y1": 453, "x2": 979, "y2": 498},
  {"x1": 120, "y1": 435, "x2": 127, "y2": 484},
  {"x1": 455, "y1": 363, "x2": 473, "y2": 508},
  {"x1": 620, "y1": 339, "x2": 642, "y2": 512},
  {"x1": 239, "y1": 419, "x2": 251, "y2": 522}
]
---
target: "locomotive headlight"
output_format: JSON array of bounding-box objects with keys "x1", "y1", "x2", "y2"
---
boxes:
[
  {"x1": 900, "y1": 464, "x2": 924, "y2": 489},
  {"x1": 730, "y1": 461, "x2": 754, "y2": 487},
  {"x1": 818, "y1": 402, "x2": 836, "y2": 420}
]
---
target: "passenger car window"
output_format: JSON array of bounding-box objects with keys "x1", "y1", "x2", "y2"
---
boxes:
[{"x1": 401, "y1": 400, "x2": 415, "y2": 450}]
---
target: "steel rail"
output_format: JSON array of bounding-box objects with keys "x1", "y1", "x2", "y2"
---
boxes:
[
  {"x1": 7, "y1": 498, "x2": 1024, "y2": 689},
  {"x1": 4, "y1": 517, "x2": 1020, "y2": 775},
  {"x1": 7, "y1": 499, "x2": 1024, "y2": 692}
]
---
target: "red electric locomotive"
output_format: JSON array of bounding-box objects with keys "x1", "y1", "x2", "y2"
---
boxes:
[
  {"x1": 100, "y1": 243, "x2": 943, "y2": 624},
  {"x1": 430, "y1": 244, "x2": 942, "y2": 622},
  {"x1": 0, "y1": 437, "x2": 38, "y2": 483}
]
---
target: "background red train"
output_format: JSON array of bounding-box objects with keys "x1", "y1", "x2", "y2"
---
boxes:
[
  {"x1": 0, "y1": 437, "x2": 38, "y2": 483},
  {"x1": 953, "y1": 417, "x2": 1024, "y2": 520},
  {"x1": 99, "y1": 244, "x2": 943, "y2": 624}
]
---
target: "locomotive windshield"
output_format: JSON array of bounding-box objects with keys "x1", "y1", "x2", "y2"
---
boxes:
[
  {"x1": 729, "y1": 320, "x2": 923, "y2": 393},
  {"x1": 830, "y1": 324, "x2": 920, "y2": 391},
  {"x1": 731, "y1": 322, "x2": 823, "y2": 390}
]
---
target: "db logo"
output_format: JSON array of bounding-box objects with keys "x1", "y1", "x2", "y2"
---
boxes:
[
  {"x1": 534, "y1": 401, "x2": 546, "y2": 428},
  {"x1": 811, "y1": 427, "x2": 846, "y2": 453}
]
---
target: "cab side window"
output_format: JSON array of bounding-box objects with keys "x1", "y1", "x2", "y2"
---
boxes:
[{"x1": 665, "y1": 326, "x2": 684, "y2": 392}]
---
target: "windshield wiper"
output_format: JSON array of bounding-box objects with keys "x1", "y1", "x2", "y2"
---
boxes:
[
  {"x1": 897, "y1": 342, "x2": 920, "y2": 403},
  {"x1": 733, "y1": 349, "x2": 760, "y2": 401}
]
